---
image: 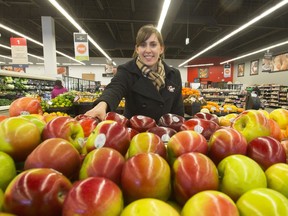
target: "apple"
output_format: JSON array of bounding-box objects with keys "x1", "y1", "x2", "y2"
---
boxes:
[
  {"x1": 120, "y1": 198, "x2": 180, "y2": 216},
  {"x1": 180, "y1": 118, "x2": 220, "y2": 140},
  {"x1": 83, "y1": 120, "x2": 130, "y2": 156},
  {"x1": 129, "y1": 115, "x2": 157, "y2": 132},
  {"x1": 158, "y1": 113, "x2": 185, "y2": 132},
  {"x1": 0, "y1": 213, "x2": 17, "y2": 216},
  {"x1": 127, "y1": 132, "x2": 167, "y2": 159},
  {"x1": 208, "y1": 127, "x2": 248, "y2": 165},
  {"x1": 62, "y1": 177, "x2": 123, "y2": 216},
  {"x1": 41, "y1": 116, "x2": 85, "y2": 152},
  {"x1": 147, "y1": 126, "x2": 177, "y2": 144},
  {"x1": 265, "y1": 163, "x2": 288, "y2": 198},
  {"x1": 247, "y1": 136, "x2": 286, "y2": 170},
  {"x1": 42, "y1": 113, "x2": 58, "y2": 123},
  {"x1": 121, "y1": 153, "x2": 171, "y2": 204},
  {"x1": 0, "y1": 152, "x2": 17, "y2": 192},
  {"x1": 79, "y1": 147, "x2": 125, "y2": 185},
  {"x1": 126, "y1": 127, "x2": 139, "y2": 141},
  {"x1": 281, "y1": 139, "x2": 288, "y2": 163},
  {"x1": 0, "y1": 115, "x2": 8, "y2": 123},
  {"x1": 104, "y1": 111, "x2": 129, "y2": 127},
  {"x1": 9, "y1": 97, "x2": 43, "y2": 117},
  {"x1": 19, "y1": 114, "x2": 47, "y2": 134},
  {"x1": 0, "y1": 188, "x2": 3, "y2": 211},
  {"x1": 24, "y1": 138, "x2": 82, "y2": 180},
  {"x1": 194, "y1": 112, "x2": 220, "y2": 125},
  {"x1": 172, "y1": 152, "x2": 219, "y2": 206},
  {"x1": 269, "y1": 118, "x2": 283, "y2": 141},
  {"x1": 218, "y1": 113, "x2": 238, "y2": 127},
  {"x1": 77, "y1": 116, "x2": 99, "y2": 137},
  {"x1": 0, "y1": 117, "x2": 41, "y2": 162},
  {"x1": 166, "y1": 130, "x2": 208, "y2": 166},
  {"x1": 3, "y1": 168, "x2": 72, "y2": 216},
  {"x1": 236, "y1": 188, "x2": 288, "y2": 215},
  {"x1": 181, "y1": 190, "x2": 239, "y2": 216},
  {"x1": 232, "y1": 110, "x2": 271, "y2": 143},
  {"x1": 217, "y1": 154, "x2": 267, "y2": 201},
  {"x1": 269, "y1": 108, "x2": 288, "y2": 130}
]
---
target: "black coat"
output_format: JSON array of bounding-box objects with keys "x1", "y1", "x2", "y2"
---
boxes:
[{"x1": 95, "y1": 59, "x2": 184, "y2": 121}]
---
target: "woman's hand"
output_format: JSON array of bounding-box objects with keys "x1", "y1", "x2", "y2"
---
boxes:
[{"x1": 84, "y1": 101, "x2": 108, "y2": 121}]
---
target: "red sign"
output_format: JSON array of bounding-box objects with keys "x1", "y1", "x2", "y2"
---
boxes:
[{"x1": 10, "y1": 37, "x2": 27, "y2": 46}]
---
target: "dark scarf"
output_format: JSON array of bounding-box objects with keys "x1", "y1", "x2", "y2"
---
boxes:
[{"x1": 136, "y1": 57, "x2": 165, "y2": 91}]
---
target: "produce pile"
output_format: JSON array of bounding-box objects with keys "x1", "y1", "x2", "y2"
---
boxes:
[{"x1": 1, "y1": 96, "x2": 288, "y2": 215}]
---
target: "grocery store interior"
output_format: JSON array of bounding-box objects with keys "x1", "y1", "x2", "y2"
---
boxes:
[{"x1": 0, "y1": 0, "x2": 288, "y2": 116}]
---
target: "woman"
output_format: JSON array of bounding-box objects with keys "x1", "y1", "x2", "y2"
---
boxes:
[
  {"x1": 85, "y1": 24, "x2": 184, "y2": 121},
  {"x1": 51, "y1": 80, "x2": 68, "y2": 99}
]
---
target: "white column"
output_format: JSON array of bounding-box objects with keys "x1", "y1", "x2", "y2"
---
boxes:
[{"x1": 41, "y1": 16, "x2": 58, "y2": 78}]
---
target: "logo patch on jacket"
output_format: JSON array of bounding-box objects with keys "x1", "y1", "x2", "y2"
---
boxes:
[{"x1": 167, "y1": 85, "x2": 175, "y2": 92}]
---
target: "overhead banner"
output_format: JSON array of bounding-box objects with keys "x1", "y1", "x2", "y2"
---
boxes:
[
  {"x1": 223, "y1": 64, "x2": 231, "y2": 78},
  {"x1": 74, "y1": 33, "x2": 89, "y2": 61},
  {"x1": 10, "y1": 37, "x2": 28, "y2": 66}
]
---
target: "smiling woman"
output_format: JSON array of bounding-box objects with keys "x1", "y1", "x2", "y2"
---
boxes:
[{"x1": 84, "y1": 24, "x2": 184, "y2": 122}]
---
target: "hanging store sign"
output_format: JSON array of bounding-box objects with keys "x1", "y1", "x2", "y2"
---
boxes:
[
  {"x1": 10, "y1": 37, "x2": 28, "y2": 66},
  {"x1": 223, "y1": 64, "x2": 231, "y2": 78},
  {"x1": 74, "y1": 33, "x2": 89, "y2": 61}
]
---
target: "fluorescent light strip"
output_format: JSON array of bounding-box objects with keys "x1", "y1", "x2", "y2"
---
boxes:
[
  {"x1": 48, "y1": 0, "x2": 112, "y2": 62},
  {"x1": 0, "y1": 23, "x2": 85, "y2": 65},
  {"x1": 0, "y1": 54, "x2": 12, "y2": 60},
  {"x1": 0, "y1": 43, "x2": 45, "y2": 61},
  {"x1": 90, "y1": 63, "x2": 106, "y2": 66},
  {"x1": 220, "y1": 40, "x2": 288, "y2": 64},
  {"x1": 184, "y1": 63, "x2": 214, "y2": 68},
  {"x1": 157, "y1": 0, "x2": 171, "y2": 32},
  {"x1": 178, "y1": 0, "x2": 288, "y2": 67}
]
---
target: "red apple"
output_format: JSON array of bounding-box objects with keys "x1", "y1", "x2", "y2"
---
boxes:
[
  {"x1": 127, "y1": 132, "x2": 167, "y2": 159},
  {"x1": 62, "y1": 177, "x2": 123, "y2": 216},
  {"x1": 194, "y1": 112, "x2": 220, "y2": 125},
  {"x1": 129, "y1": 115, "x2": 157, "y2": 132},
  {"x1": 247, "y1": 136, "x2": 286, "y2": 170},
  {"x1": 77, "y1": 116, "x2": 99, "y2": 137},
  {"x1": 104, "y1": 111, "x2": 129, "y2": 127},
  {"x1": 147, "y1": 126, "x2": 177, "y2": 144},
  {"x1": 121, "y1": 153, "x2": 171, "y2": 204},
  {"x1": 126, "y1": 127, "x2": 139, "y2": 141},
  {"x1": 0, "y1": 115, "x2": 8, "y2": 122},
  {"x1": 269, "y1": 108, "x2": 288, "y2": 130},
  {"x1": 84, "y1": 120, "x2": 130, "y2": 155},
  {"x1": 232, "y1": 110, "x2": 271, "y2": 143},
  {"x1": 208, "y1": 127, "x2": 248, "y2": 165},
  {"x1": 0, "y1": 117, "x2": 41, "y2": 162},
  {"x1": 19, "y1": 114, "x2": 47, "y2": 134},
  {"x1": 269, "y1": 118, "x2": 282, "y2": 141},
  {"x1": 181, "y1": 190, "x2": 239, "y2": 216},
  {"x1": 158, "y1": 113, "x2": 185, "y2": 131},
  {"x1": 172, "y1": 152, "x2": 219, "y2": 206},
  {"x1": 180, "y1": 118, "x2": 220, "y2": 140},
  {"x1": 24, "y1": 138, "x2": 82, "y2": 179},
  {"x1": 79, "y1": 147, "x2": 125, "y2": 185},
  {"x1": 41, "y1": 116, "x2": 85, "y2": 152},
  {"x1": 3, "y1": 168, "x2": 72, "y2": 216},
  {"x1": 281, "y1": 139, "x2": 288, "y2": 163},
  {"x1": 167, "y1": 130, "x2": 208, "y2": 166},
  {"x1": 9, "y1": 97, "x2": 43, "y2": 117}
]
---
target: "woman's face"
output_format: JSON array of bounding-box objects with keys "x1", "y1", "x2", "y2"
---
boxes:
[{"x1": 136, "y1": 33, "x2": 164, "y2": 68}]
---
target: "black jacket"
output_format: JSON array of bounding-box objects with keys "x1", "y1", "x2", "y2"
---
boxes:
[{"x1": 95, "y1": 59, "x2": 184, "y2": 121}]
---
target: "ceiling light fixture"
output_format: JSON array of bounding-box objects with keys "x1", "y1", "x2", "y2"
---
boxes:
[
  {"x1": 48, "y1": 0, "x2": 114, "y2": 63},
  {"x1": 178, "y1": 0, "x2": 288, "y2": 67},
  {"x1": 0, "y1": 23, "x2": 84, "y2": 65},
  {"x1": 157, "y1": 0, "x2": 171, "y2": 32},
  {"x1": 184, "y1": 63, "x2": 214, "y2": 68},
  {"x1": 220, "y1": 40, "x2": 288, "y2": 64},
  {"x1": 0, "y1": 54, "x2": 12, "y2": 60}
]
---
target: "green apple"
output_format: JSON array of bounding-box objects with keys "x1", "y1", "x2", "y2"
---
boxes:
[
  {"x1": 217, "y1": 154, "x2": 267, "y2": 201},
  {"x1": 265, "y1": 163, "x2": 288, "y2": 198},
  {"x1": 120, "y1": 198, "x2": 180, "y2": 216},
  {"x1": 20, "y1": 114, "x2": 46, "y2": 134},
  {"x1": 0, "y1": 117, "x2": 41, "y2": 162},
  {"x1": 181, "y1": 190, "x2": 239, "y2": 216},
  {"x1": 0, "y1": 188, "x2": 3, "y2": 211},
  {"x1": 236, "y1": 188, "x2": 288, "y2": 215},
  {"x1": 232, "y1": 110, "x2": 270, "y2": 143},
  {"x1": 0, "y1": 151, "x2": 17, "y2": 191}
]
